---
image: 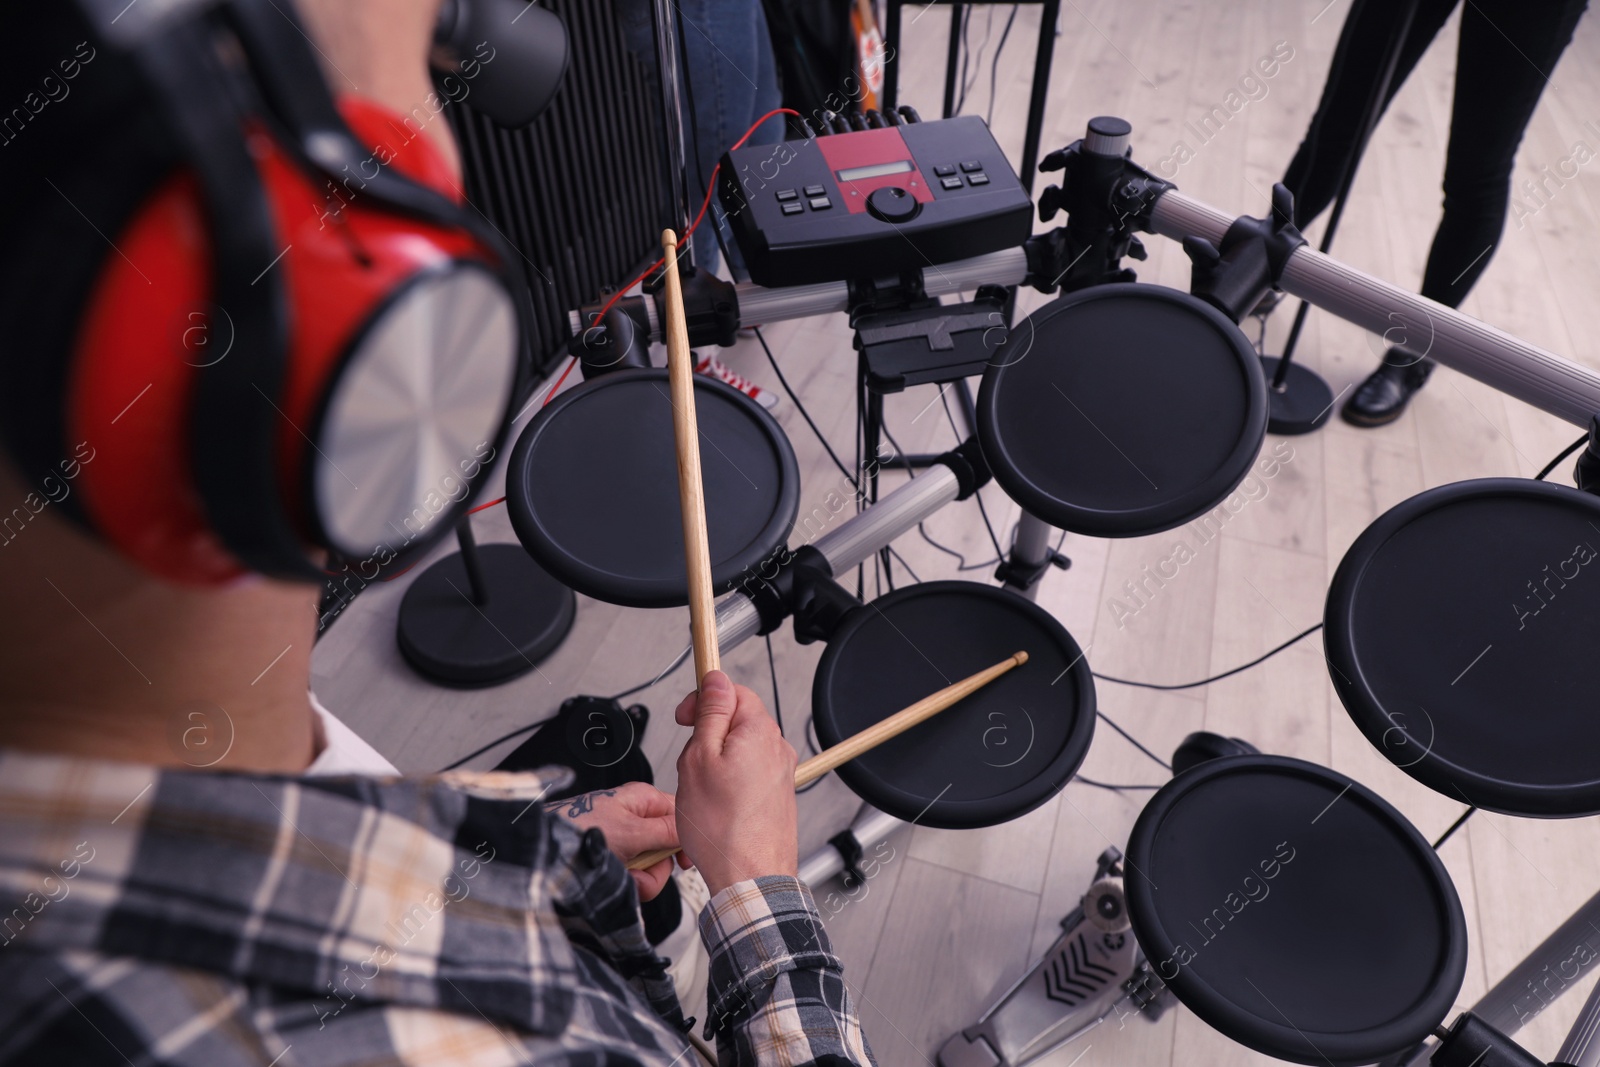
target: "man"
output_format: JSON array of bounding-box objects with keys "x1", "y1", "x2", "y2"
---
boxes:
[
  {"x1": 1282, "y1": 0, "x2": 1586, "y2": 426},
  {"x1": 0, "y1": 2, "x2": 875, "y2": 1065}
]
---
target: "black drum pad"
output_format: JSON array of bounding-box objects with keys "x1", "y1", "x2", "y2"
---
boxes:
[
  {"x1": 978, "y1": 284, "x2": 1268, "y2": 537},
  {"x1": 1125, "y1": 756, "x2": 1466, "y2": 1067},
  {"x1": 1325, "y1": 477, "x2": 1600, "y2": 816},
  {"x1": 811, "y1": 582, "x2": 1095, "y2": 828},
  {"x1": 507, "y1": 368, "x2": 799, "y2": 608}
]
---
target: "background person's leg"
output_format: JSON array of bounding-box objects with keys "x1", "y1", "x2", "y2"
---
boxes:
[
  {"x1": 1419, "y1": 0, "x2": 1589, "y2": 308},
  {"x1": 615, "y1": 0, "x2": 783, "y2": 275},
  {"x1": 1342, "y1": 0, "x2": 1588, "y2": 425},
  {"x1": 1282, "y1": 0, "x2": 1459, "y2": 228},
  {"x1": 678, "y1": 0, "x2": 784, "y2": 274}
]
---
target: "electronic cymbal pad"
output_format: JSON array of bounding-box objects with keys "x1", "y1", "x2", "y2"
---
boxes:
[
  {"x1": 978, "y1": 284, "x2": 1268, "y2": 537},
  {"x1": 1124, "y1": 755, "x2": 1467, "y2": 1066},
  {"x1": 1325, "y1": 477, "x2": 1600, "y2": 816}
]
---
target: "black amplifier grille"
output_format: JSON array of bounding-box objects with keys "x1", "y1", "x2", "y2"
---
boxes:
[{"x1": 448, "y1": 0, "x2": 667, "y2": 377}]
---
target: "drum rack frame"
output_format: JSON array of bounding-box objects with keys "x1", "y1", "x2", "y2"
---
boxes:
[{"x1": 569, "y1": 108, "x2": 1600, "y2": 605}]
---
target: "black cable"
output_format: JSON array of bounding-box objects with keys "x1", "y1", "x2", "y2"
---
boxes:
[
  {"x1": 765, "y1": 632, "x2": 784, "y2": 737},
  {"x1": 1096, "y1": 710, "x2": 1172, "y2": 771},
  {"x1": 855, "y1": 368, "x2": 865, "y2": 600},
  {"x1": 876, "y1": 422, "x2": 915, "y2": 591},
  {"x1": 985, "y1": 5, "x2": 1019, "y2": 127},
  {"x1": 674, "y1": 4, "x2": 714, "y2": 261},
  {"x1": 954, "y1": 6, "x2": 973, "y2": 113},
  {"x1": 942, "y1": 387, "x2": 1007, "y2": 560},
  {"x1": 879, "y1": 422, "x2": 912, "y2": 471},
  {"x1": 879, "y1": 420, "x2": 995, "y2": 572},
  {"x1": 956, "y1": 6, "x2": 996, "y2": 115},
  {"x1": 1432, "y1": 806, "x2": 1475, "y2": 850},
  {"x1": 1252, "y1": 308, "x2": 1270, "y2": 357},
  {"x1": 1093, "y1": 623, "x2": 1323, "y2": 691},
  {"x1": 917, "y1": 524, "x2": 1003, "y2": 571},
  {"x1": 611, "y1": 644, "x2": 694, "y2": 701},
  {"x1": 438, "y1": 719, "x2": 555, "y2": 772},
  {"x1": 880, "y1": 403, "x2": 1006, "y2": 581},
  {"x1": 970, "y1": 490, "x2": 1009, "y2": 563},
  {"x1": 441, "y1": 641, "x2": 699, "y2": 771},
  {"x1": 887, "y1": 545, "x2": 922, "y2": 584},
  {"x1": 1076, "y1": 776, "x2": 1162, "y2": 792},
  {"x1": 754, "y1": 326, "x2": 858, "y2": 487},
  {"x1": 1536, "y1": 433, "x2": 1588, "y2": 481}
]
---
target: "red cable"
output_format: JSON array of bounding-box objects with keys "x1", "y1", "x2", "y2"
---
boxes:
[
  {"x1": 586, "y1": 107, "x2": 800, "y2": 331},
  {"x1": 539, "y1": 355, "x2": 580, "y2": 408}
]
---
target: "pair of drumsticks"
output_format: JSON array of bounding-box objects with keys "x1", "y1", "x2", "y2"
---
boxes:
[{"x1": 627, "y1": 231, "x2": 1027, "y2": 872}]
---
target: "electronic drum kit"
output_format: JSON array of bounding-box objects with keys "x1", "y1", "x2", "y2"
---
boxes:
[{"x1": 504, "y1": 118, "x2": 1600, "y2": 1067}]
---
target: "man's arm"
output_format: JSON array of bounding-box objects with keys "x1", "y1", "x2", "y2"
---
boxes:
[
  {"x1": 543, "y1": 783, "x2": 680, "y2": 900},
  {"x1": 698, "y1": 875, "x2": 876, "y2": 1067},
  {"x1": 674, "y1": 672, "x2": 877, "y2": 1067}
]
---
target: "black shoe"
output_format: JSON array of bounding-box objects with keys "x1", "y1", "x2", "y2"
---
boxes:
[{"x1": 1341, "y1": 352, "x2": 1435, "y2": 427}]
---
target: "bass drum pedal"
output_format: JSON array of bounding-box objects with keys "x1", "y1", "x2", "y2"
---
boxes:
[{"x1": 937, "y1": 848, "x2": 1172, "y2": 1067}]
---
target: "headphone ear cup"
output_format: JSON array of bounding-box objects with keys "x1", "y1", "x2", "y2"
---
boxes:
[
  {"x1": 264, "y1": 104, "x2": 522, "y2": 569},
  {"x1": 67, "y1": 172, "x2": 250, "y2": 584},
  {"x1": 60, "y1": 98, "x2": 521, "y2": 585}
]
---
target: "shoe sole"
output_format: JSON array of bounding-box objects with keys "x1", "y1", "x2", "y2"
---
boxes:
[{"x1": 1339, "y1": 402, "x2": 1408, "y2": 428}]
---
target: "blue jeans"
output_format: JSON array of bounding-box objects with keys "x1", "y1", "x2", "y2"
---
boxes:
[{"x1": 618, "y1": 0, "x2": 784, "y2": 273}]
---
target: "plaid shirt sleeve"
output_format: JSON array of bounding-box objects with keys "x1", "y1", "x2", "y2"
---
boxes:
[{"x1": 697, "y1": 876, "x2": 877, "y2": 1067}]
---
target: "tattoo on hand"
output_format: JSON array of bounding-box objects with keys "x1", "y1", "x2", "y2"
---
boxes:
[{"x1": 545, "y1": 789, "x2": 616, "y2": 819}]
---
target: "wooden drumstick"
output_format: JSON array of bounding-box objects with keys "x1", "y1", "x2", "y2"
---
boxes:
[
  {"x1": 626, "y1": 650, "x2": 1029, "y2": 871},
  {"x1": 660, "y1": 229, "x2": 720, "y2": 684}
]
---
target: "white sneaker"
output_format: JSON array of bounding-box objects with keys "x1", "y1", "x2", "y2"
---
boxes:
[{"x1": 695, "y1": 353, "x2": 779, "y2": 411}]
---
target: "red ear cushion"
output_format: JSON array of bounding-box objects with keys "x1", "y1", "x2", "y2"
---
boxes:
[
  {"x1": 68, "y1": 106, "x2": 495, "y2": 584},
  {"x1": 336, "y1": 95, "x2": 464, "y2": 202},
  {"x1": 67, "y1": 171, "x2": 246, "y2": 584}
]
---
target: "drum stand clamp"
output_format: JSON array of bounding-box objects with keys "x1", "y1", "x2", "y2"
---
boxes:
[
  {"x1": 1181, "y1": 182, "x2": 1306, "y2": 326},
  {"x1": 991, "y1": 540, "x2": 1070, "y2": 592},
  {"x1": 1570, "y1": 413, "x2": 1600, "y2": 495},
  {"x1": 1030, "y1": 116, "x2": 1170, "y2": 296},
  {"x1": 937, "y1": 847, "x2": 1173, "y2": 1067}
]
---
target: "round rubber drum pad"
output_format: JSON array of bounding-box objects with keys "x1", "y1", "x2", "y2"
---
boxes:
[
  {"x1": 1125, "y1": 756, "x2": 1466, "y2": 1067},
  {"x1": 811, "y1": 582, "x2": 1095, "y2": 828},
  {"x1": 1325, "y1": 478, "x2": 1600, "y2": 816},
  {"x1": 507, "y1": 368, "x2": 799, "y2": 608},
  {"x1": 978, "y1": 284, "x2": 1268, "y2": 537}
]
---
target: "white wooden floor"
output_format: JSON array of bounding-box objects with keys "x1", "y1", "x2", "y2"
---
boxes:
[{"x1": 311, "y1": 4, "x2": 1600, "y2": 1067}]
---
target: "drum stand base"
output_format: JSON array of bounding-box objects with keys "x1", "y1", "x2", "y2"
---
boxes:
[
  {"x1": 397, "y1": 521, "x2": 576, "y2": 688},
  {"x1": 1260, "y1": 355, "x2": 1336, "y2": 436},
  {"x1": 937, "y1": 848, "x2": 1171, "y2": 1067}
]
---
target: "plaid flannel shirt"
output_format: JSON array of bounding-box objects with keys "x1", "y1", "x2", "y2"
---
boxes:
[{"x1": 0, "y1": 750, "x2": 876, "y2": 1067}]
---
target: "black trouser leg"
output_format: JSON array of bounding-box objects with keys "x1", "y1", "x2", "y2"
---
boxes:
[
  {"x1": 1282, "y1": 0, "x2": 1461, "y2": 228},
  {"x1": 1419, "y1": 0, "x2": 1589, "y2": 307}
]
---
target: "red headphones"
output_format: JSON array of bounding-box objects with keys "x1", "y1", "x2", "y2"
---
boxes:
[{"x1": 22, "y1": 0, "x2": 541, "y2": 585}]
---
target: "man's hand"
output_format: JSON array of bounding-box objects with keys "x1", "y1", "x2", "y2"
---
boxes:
[
  {"x1": 673, "y1": 670, "x2": 798, "y2": 897},
  {"x1": 545, "y1": 782, "x2": 678, "y2": 901}
]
